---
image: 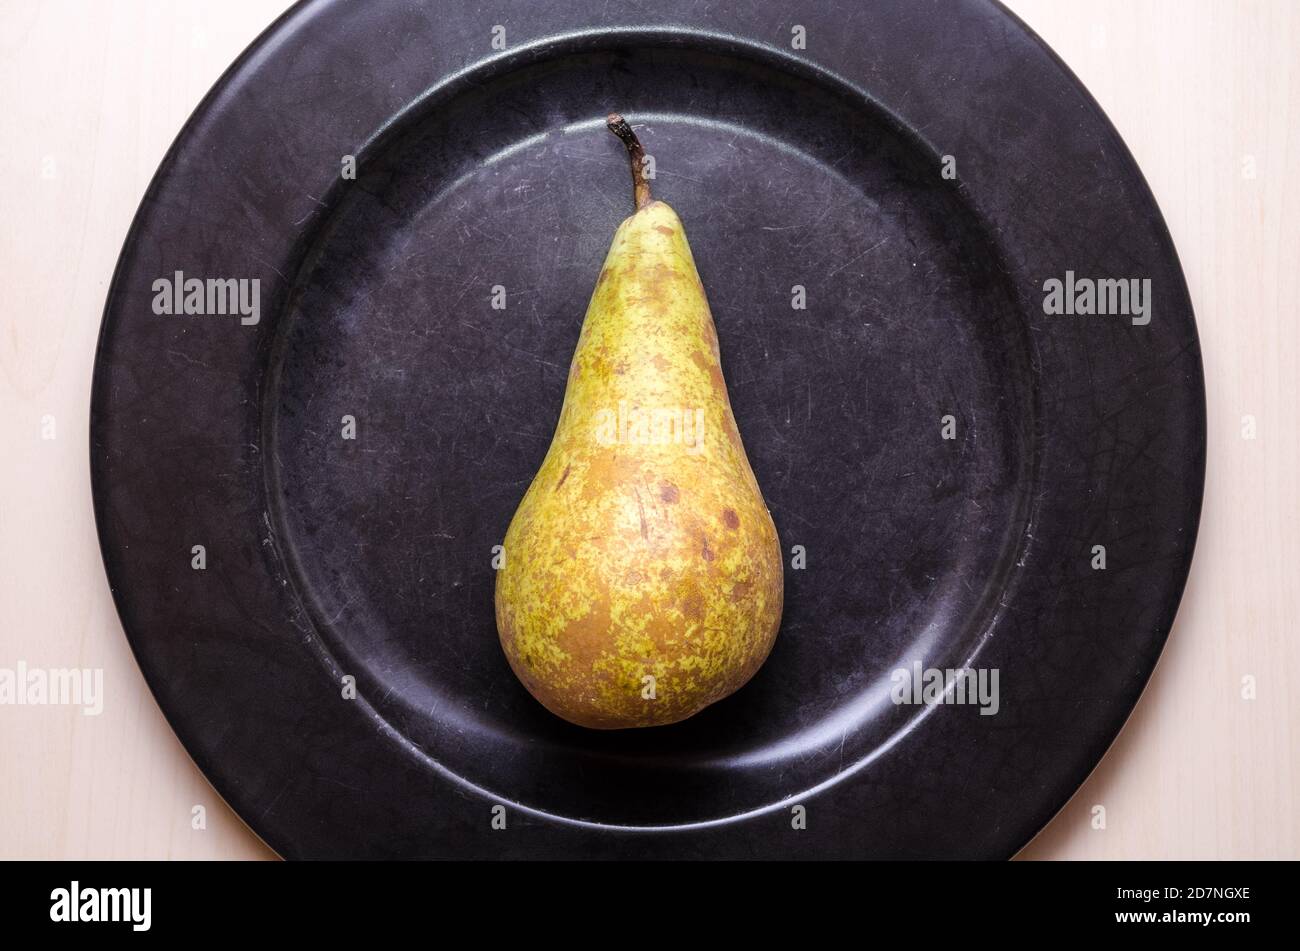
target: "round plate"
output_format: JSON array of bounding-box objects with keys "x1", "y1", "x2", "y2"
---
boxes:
[{"x1": 92, "y1": 0, "x2": 1205, "y2": 858}]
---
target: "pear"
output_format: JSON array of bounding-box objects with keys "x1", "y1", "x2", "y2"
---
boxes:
[{"x1": 494, "y1": 114, "x2": 783, "y2": 729}]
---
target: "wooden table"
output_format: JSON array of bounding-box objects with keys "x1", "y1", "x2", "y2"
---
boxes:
[{"x1": 1, "y1": 0, "x2": 1295, "y2": 859}]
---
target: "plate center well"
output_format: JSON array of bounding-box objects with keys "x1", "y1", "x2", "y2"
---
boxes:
[{"x1": 266, "y1": 41, "x2": 1034, "y2": 825}]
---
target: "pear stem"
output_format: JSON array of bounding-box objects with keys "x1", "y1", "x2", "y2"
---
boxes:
[{"x1": 606, "y1": 113, "x2": 653, "y2": 211}]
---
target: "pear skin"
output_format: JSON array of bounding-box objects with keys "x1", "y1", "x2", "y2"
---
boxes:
[{"x1": 494, "y1": 115, "x2": 783, "y2": 729}]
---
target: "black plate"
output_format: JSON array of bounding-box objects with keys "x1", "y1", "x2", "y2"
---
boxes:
[{"x1": 92, "y1": 0, "x2": 1205, "y2": 858}]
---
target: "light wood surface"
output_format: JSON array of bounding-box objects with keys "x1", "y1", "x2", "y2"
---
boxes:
[{"x1": 0, "y1": 0, "x2": 1295, "y2": 860}]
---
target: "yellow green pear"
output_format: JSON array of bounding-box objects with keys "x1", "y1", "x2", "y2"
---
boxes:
[{"x1": 494, "y1": 114, "x2": 783, "y2": 729}]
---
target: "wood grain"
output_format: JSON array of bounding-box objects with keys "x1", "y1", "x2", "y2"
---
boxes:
[{"x1": 0, "y1": 0, "x2": 1294, "y2": 860}]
